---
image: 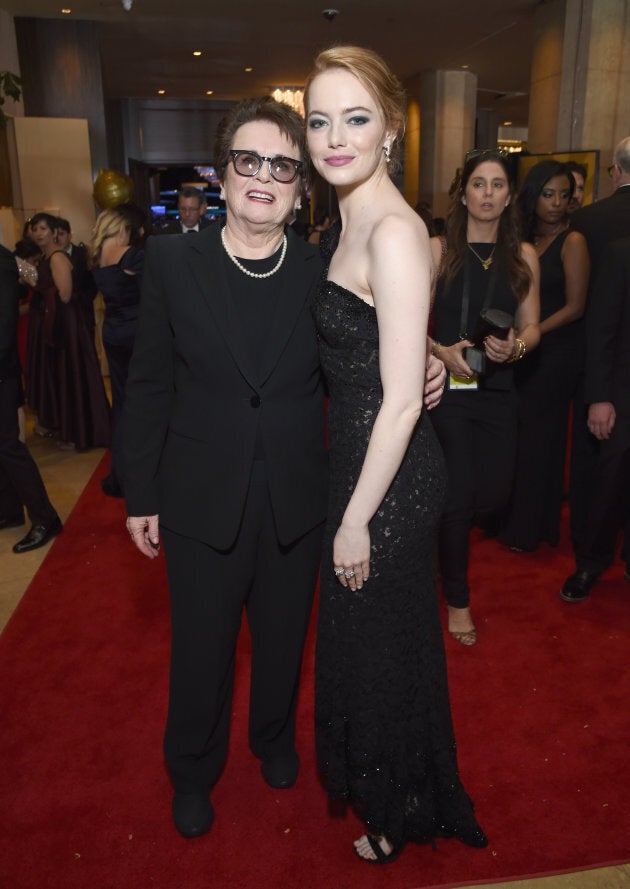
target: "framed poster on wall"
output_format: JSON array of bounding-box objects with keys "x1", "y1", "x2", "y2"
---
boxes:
[{"x1": 517, "y1": 150, "x2": 600, "y2": 204}]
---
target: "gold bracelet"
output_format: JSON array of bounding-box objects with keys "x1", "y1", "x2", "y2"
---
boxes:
[{"x1": 508, "y1": 338, "x2": 526, "y2": 362}]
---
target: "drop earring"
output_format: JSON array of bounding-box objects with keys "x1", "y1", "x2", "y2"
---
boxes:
[{"x1": 384, "y1": 144, "x2": 391, "y2": 164}]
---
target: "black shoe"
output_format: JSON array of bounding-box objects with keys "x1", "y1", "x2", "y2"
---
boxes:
[
  {"x1": 172, "y1": 792, "x2": 214, "y2": 838},
  {"x1": 560, "y1": 569, "x2": 600, "y2": 603},
  {"x1": 0, "y1": 514, "x2": 25, "y2": 531},
  {"x1": 101, "y1": 475, "x2": 124, "y2": 498},
  {"x1": 12, "y1": 517, "x2": 63, "y2": 554},
  {"x1": 261, "y1": 751, "x2": 300, "y2": 789}
]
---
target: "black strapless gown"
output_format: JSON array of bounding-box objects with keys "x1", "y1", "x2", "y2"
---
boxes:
[{"x1": 312, "y1": 237, "x2": 486, "y2": 848}]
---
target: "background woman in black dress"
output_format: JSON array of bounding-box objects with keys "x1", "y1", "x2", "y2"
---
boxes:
[
  {"x1": 90, "y1": 204, "x2": 145, "y2": 496},
  {"x1": 499, "y1": 160, "x2": 589, "y2": 552}
]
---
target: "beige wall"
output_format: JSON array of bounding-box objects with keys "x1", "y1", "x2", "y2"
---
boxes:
[{"x1": 6, "y1": 116, "x2": 96, "y2": 247}]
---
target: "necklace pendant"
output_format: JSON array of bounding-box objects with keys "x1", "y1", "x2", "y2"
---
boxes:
[{"x1": 481, "y1": 256, "x2": 493, "y2": 271}]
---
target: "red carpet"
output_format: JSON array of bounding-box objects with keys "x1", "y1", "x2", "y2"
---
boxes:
[{"x1": 1, "y1": 457, "x2": 629, "y2": 889}]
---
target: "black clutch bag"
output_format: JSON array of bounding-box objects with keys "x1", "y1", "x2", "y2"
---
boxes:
[{"x1": 464, "y1": 308, "x2": 513, "y2": 374}]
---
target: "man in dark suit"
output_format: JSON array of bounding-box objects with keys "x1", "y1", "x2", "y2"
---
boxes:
[
  {"x1": 0, "y1": 243, "x2": 62, "y2": 553},
  {"x1": 561, "y1": 236, "x2": 630, "y2": 600},
  {"x1": 159, "y1": 186, "x2": 211, "y2": 234},
  {"x1": 568, "y1": 136, "x2": 630, "y2": 557}
]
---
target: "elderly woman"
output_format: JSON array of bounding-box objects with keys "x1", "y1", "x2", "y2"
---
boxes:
[{"x1": 124, "y1": 96, "x2": 445, "y2": 840}]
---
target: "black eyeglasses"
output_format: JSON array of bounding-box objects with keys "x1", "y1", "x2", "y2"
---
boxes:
[{"x1": 228, "y1": 150, "x2": 303, "y2": 184}]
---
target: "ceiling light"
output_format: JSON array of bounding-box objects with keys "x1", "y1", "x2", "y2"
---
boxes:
[
  {"x1": 206, "y1": 90, "x2": 214, "y2": 96},
  {"x1": 61, "y1": 7, "x2": 71, "y2": 12},
  {"x1": 270, "y1": 88, "x2": 304, "y2": 117},
  {"x1": 157, "y1": 89, "x2": 165, "y2": 95},
  {"x1": 244, "y1": 67, "x2": 253, "y2": 73},
  {"x1": 461, "y1": 64, "x2": 469, "y2": 69},
  {"x1": 503, "y1": 121, "x2": 513, "y2": 126},
  {"x1": 193, "y1": 51, "x2": 202, "y2": 57}
]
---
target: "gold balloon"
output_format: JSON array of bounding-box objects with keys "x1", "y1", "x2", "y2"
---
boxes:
[{"x1": 92, "y1": 168, "x2": 134, "y2": 209}]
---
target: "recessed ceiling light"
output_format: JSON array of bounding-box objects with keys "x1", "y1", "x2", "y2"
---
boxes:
[
  {"x1": 461, "y1": 64, "x2": 469, "y2": 69},
  {"x1": 157, "y1": 89, "x2": 165, "y2": 95},
  {"x1": 193, "y1": 50, "x2": 202, "y2": 57},
  {"x1": 206, "y1": 90, "x2": 214, "y2": 95},
  {"x1": 244, "y1": 67, "x2": 253, "y2": 73},
  {"x1": 61, "y1": 7, "x2": 71, "y2": 12},
  {"x1": 503, "y1": 121, "x2": 513, "y2": 126}
]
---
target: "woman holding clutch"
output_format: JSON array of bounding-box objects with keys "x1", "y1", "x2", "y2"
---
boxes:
[{"x1": 429, "y1": 151, "x2": 540, "y2": 645}]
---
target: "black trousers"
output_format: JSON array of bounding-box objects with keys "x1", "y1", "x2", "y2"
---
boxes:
[
  {"x1": 576, "y1": 412, "x2": 630, "y2": 574},
  {"x1": 431, "y1": 387, "x2": 518, "y2": 608},
  {"x1": 103, "y1": 339, "x2": 133, "y2": 490},
  {"x1": 0, "y1": 377, "x2": 58, "y2": 525},
  {"x1": 161, "y1": 464, "x2": 323, "y2": 795}
]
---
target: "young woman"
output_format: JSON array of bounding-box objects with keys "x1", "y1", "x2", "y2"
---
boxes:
[
  {"x1": 499, "y1": 160, "x2": 588, "y2": 552},
  {"x1": 428, "y1": 153, "x2": 540, "y2": 644},
  {"x1": 305, "y1": 45, "x2": 486, "y2": 864}
]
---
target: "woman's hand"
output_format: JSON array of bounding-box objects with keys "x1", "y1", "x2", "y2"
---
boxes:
[
  {"x1": 424, "y1": 352, "x2": 446, "y2": 409},
  {"x1": 588, "y1": 402, "x2": 616, "y2": 440},
  {"x1": 126, "y1": 514, "x2": 160, "y2": 559},
  {"x1": 437, "y1": 339, "x2": 475, "y2": 377},
  {"x1": 332, "y1": 522, "x2": 370, "y2": 591},
  {"x1": 484, "y1": 328, "x2": 516, "y2": 363}
]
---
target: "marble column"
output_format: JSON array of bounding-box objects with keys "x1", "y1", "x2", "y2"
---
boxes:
[
  {"x1": 406, "y1": 69, "x2": 477, "y2": 219},
  {"x1": 529, "y1": 0, "x2": 630, "y2": 197}
]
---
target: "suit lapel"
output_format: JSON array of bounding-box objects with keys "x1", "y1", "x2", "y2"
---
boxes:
[
  {"x1": 186, "y1": 223, "x2": 259, "y2": 388},
  {"x1": 258, "y1": 229, "x2": 319, "y2": 386}
]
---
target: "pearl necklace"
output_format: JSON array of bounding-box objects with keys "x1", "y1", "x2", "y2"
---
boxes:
[{"x1": 221, "y1": 227, "x2": 287, "y2": 279}]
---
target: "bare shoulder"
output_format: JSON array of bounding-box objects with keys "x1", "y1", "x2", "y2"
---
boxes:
[{"x1": 367, "y1": 209, "x2": 429, "y2": 260}]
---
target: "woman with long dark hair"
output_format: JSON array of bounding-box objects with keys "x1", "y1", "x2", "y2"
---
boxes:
[
  {"x1": 429, "y1": 151, "x2": 540, "y2": 645},
  {"x1": 499, "y1": 160, "x2": 589, "y2": 552}
]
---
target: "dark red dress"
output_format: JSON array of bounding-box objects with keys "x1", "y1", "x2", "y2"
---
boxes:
[{"x1": 30, "y1": 251, "x2": 111, "y2": 449}]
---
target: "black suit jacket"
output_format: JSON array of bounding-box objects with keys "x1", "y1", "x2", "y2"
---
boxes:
[
  {"x1": 0, "y1": 245, "x2": 21, "y2": 382},
  {"x1": 123, "y1": 222, "x2": 328, "y2": 549},
  {"x1": 158, "y1": 217, "x2": 212, "y2": 235},
  {"x1": 571, "y1": 185, "x2": 630, "y2": 276},
  {"x1": 584, "y1": 236, "x2": 630, "y2": 412}
]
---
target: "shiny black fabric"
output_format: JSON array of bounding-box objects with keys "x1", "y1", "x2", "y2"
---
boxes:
[{"x1": 312, "y1": 228, "x2": 484, "y2": 847}]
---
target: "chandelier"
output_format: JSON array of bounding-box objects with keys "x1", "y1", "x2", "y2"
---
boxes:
[{"x1": 270, "y1": 88, "x2": 305, "y2": 117}]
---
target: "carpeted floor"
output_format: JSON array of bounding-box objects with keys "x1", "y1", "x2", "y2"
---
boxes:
[{"x1": 1, "y1": 459, "x2": 629, "y2": 889}]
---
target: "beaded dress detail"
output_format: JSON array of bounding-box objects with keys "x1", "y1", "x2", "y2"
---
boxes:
[{"x1": 312, "y1": 226, "x2": 485, "y2": 848}]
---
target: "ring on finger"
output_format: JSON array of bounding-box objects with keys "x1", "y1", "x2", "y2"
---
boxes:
[
  {"x1": 334, "y1": 567, "x2": 344, "y2": 576},
  {"x1": 344, "y1": 569, "x2": 355, "y2": 579}
]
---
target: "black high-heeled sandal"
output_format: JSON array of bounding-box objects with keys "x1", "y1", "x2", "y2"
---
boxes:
[{"x1": 353, "y1": 834, "x2": 403, "y2": 864}]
